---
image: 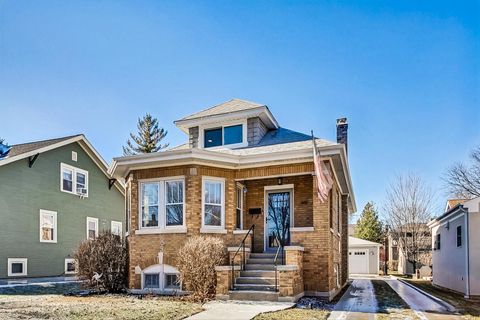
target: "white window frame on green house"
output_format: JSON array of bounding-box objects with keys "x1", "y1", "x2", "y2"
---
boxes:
[
  {"x1": 39, "y1": 209, "x2": 57, "y2": 243},
  {"x1": 201, "y1": 176, "x2": 226, "y2": 233},
  {"x1": 111, "y1": 220, "x2": 122, "y2": 236},
  {"x1": 64, "y1": 258, "x2": 77, "y2": 275},
  {"x1": 60, "y1": 163, "x2": 89, "y2": 197},
  {"x1": 7, "y1": 258, "x2": 28, "y2": 277},
  {"x1": 137, "y1": 177, "x2": 186, "y2": 234},
  {"x1": 86, "y1": 217, "x2": 99, "y2": 240}
]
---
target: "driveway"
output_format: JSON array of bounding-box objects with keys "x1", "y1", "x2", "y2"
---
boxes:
[{"x1": 329, "y1": 276, "x2": 463, "y2": 320}]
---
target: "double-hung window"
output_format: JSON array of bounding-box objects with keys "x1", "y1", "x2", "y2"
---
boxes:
[
  {"x1": 61, "y1": 163, "x2": 88, "y2": 196},
  {"x1": 40, "y1": 210, "x2": 57, "y2": 243},
  {"x1": 140, "y1": 178, "x2": 185, "y2": 230},
  {"x1": 87, "y1": 217, "x2": 99, "y2": 240},
  {"x1": 235, "y1": 186, "x2": 243, "y2": 229},
  {"x1": 202, "y1": 178, "x2": 225, "y2": 230},
  {"x1": 435, "y1": 234, "x2": 441, "y2": 250}
]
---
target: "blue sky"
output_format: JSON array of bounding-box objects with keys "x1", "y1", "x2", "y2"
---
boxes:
[{"x1": 1, "y1": 1, "x2": 479, "y2": 220}]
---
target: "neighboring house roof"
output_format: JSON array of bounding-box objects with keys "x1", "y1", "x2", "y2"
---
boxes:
[
  {"x1": 0, "y1": 134, "x2": 124, "y2": 193},
  {"x1": 349, "y1": 236, "x2": 382, "y2": 247},
  {"x1": 6, "y1": 135, "x2": 81, "y2": 158},
  {"x1": 178, "y1": 98, "x2": 266, "y2": 121},
  {"x1": 445, "y1": 199, "x2": 467, "y2": 212}
]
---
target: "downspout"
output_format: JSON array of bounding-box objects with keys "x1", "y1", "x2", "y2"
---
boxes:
[{"x1": 464, "y1": 207, "x2": 470, "y2": 298}]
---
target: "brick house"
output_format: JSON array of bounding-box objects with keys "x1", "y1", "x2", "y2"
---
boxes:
[{"x1": 110, "y1": 99, "x2": 356, "y2": 301}]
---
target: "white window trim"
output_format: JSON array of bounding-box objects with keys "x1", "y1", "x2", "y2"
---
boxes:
[
  {"x1": 140, "y1": 264, "x2": 182, "y2": 292},
  {"x1": 138, "y1": 177, "x2": 186, "y2": 231},
  {"x1": 235, "y1": 184, "x2": 244, "y2": 230},
  {"x1": 199, "y1": 119, "x2": 248, "y2": 149},
  {"x1": 201, "y1": 176, "x2": 226, "y2": 232},
  {"x1": 64, "y1": 258, "x2": 77, "y2": 274},
  {"x1": 60, "y1": 163, "x2": 89, "y2": 197},
  {"x1": 111, "y1": 221, "x2": 123, "y2": 236},
  {"x1": 39, "y1": 209, "x2": 57, "y2": 243},
  {"x1": 86, "y1": 217, "x2": 99, "y2": 239},
  {"x1": 7, "y1": 258, "x2": 28, "y2": 277}
]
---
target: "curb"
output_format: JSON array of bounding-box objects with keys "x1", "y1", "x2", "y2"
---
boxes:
[{"x1": 396, "y1": 278, "x2": 456, "y2": 313}]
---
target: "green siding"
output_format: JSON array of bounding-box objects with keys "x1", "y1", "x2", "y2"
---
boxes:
[{"x1": 0, "y1": 142, "x2": 124, "y2": 278}]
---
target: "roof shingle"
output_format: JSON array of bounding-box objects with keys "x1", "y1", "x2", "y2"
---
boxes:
[{"x1": 178, "y1": 99, "x2": 265, "y2": 121}]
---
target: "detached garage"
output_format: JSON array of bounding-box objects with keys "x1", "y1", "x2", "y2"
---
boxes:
[{"x1": 348, "y1": 236, "x2": 381, "y2": 275}]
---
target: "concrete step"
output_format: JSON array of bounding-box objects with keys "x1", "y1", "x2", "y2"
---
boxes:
[
  {"x1": 229, "y1": 290, "x2": 279, "y2": 302},
  {"x1": 244, "y1": 264, "x2": 275, "y2": 271},
  {"x1": 240, "y1": 270, "x2": 276, "y2": 277},
  {"x1": 247, "y1": 258, "x2": 276, "y2": 265},
  {"x1": 249, "y1": 253, "x2": 276, "y2": 259},
  {"x1": 236, "y1": 277, "x2": 276, "y2": 285},
  {"x1": 234, "y1": 283, "x2": 277, "y2": 291}
]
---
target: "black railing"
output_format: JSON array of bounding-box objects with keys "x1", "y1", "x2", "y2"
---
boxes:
[
  {"x1": 230, "y1": 224, "x2": 255, "y2": 290},
  {"x1": 273, "y1": 235, "x2": 285, "y2": 292}
]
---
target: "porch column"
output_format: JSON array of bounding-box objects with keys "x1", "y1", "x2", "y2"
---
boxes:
[{"x1": 278, "y1": 246, "x2": 304, "y2": 302}]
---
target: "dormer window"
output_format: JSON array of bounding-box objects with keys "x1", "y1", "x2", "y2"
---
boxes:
[{"x1": 203, "y1": 124, "x2": 244, "y2": 148}]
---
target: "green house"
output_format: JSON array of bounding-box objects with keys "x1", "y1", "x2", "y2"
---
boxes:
[{"x1": 0, "y1": 135, "x2": 124, "y2": 279}]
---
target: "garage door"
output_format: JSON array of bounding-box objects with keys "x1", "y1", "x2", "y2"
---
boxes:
[{"x1": 349, "y1": 249, "x2": 368, "y2": 274}]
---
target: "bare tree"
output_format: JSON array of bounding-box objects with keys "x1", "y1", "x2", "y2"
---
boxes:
[
  {"x1": 384, "y1": 174, "x2": 435, "y2": 273},
  {"x1": 443, "y1": 146, "x2": 480, "y2": 199}
]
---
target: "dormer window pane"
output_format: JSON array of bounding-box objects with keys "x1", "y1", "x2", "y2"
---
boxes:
[
  {"x1": 204, "y1": 128, "x2": 222, "y2": 148},
  {"x1": 224, "y1": 125, "x2": 243, "y2": 145}
]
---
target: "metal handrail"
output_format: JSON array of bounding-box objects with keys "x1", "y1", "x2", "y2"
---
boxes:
[
  {"x1": 230, "y1": 224, "x2": 255, "y2": 290},
  {"x1": 273, "y1": 235, "x2": 285, "y2": 292}
]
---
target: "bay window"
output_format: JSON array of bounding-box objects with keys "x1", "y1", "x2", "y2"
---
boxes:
[{"x1": 139, "y1": 178, "x2": 185, "y2": 231}]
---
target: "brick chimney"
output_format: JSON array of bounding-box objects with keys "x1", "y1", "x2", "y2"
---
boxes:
[{"x1": 336, "y1": 118, "x2": 348, "y2": 154}]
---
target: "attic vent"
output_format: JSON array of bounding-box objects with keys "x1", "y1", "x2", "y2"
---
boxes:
[{"x1": 72, "y1": 151, "x2": 77, "y2": 162}]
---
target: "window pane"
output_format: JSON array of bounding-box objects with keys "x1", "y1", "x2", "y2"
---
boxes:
[
  {"x1": 67, "y1": 261, "x2": 76, "y2": 272},
  {"x1": 166, "y1": 204, "x2": 183, "y2": 226},
  {"x1": 166, "y1": 181, "x2": 183, "y2": 204},
  {"x1": 165, "y1": 274, "x2": 180, "y2": 288},
  {"x1": 205, "y1": 204, "x2": 222, "y2": 226},
  {"x1": 63, "y1": 169, "x2": 73, "y2": 192},
  {"x1": 224, "y1": 125, "x2": 243, "y2": 145},
  {"x1": 236, "y1": 208, "x2": 241, "y2": 229},
  {"x1": 204, "y1": 128, "x2": 222, "y2": 148},
  {"x1": 76, "y1": 172, "x2": 86, "y2": 193},
  {"x1": 142, "y1": 183, "x2": 159, "y2": 206},
  {"x1": 205, "y1": 181, "x2": 221, "y2": 204},
  {"x1": 11, "y1": 263, "x2": 23, "y2": 274},
  {"x1": 142, "y1": 206, "x2": 159, "y2": 227},
  {"x1": 145, "y1": 274, "x2": 159, "y2": 288}
]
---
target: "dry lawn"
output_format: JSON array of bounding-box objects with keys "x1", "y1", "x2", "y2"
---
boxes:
[
  {"x1": 254, "y1": 308, "x2": 329, "y2": 320},
  {"x1": 0, "y1": 294, "x2": 203, "y2": 320}
]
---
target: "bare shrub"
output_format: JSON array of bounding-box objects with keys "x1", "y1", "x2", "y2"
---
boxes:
[
  {"x1": 74, "y1": 232, "x2": 128, "y2": 293},
  {"x1": 176, "y1": 236, "x2": 226, "y2": 301}
]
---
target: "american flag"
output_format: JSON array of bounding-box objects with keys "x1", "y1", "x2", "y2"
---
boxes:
[{"x1": 312, "y1": 132, "x2": 333, "y2": 202}]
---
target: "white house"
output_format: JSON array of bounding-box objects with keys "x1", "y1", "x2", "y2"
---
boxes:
[
  {"x1": 428, "y1": 197, "x2": 480, "y2": 298},
  {"x1": 348, "y1": 236, "x2": 381, "y2": 275}
]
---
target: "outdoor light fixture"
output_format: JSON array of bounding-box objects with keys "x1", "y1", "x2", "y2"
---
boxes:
[{"x1": 278, "y1": 177, "x2": 283, "y2": 185}]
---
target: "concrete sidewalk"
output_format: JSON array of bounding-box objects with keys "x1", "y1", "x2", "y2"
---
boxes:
[{"x1": 186, "y1": 300, "x2": 294, "y2": 320}]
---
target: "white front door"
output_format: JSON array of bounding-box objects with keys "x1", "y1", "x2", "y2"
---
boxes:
[{"x1": 349, "y1": 249, "x2": 369, "y2": 274}]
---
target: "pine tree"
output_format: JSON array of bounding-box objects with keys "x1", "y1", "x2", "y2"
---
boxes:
[
  {"x1": 123, "y1": 114, "x2": 169, "y2": 156},
  {"x1": 354, "y1": 202, "x2": 384, "y2": 243}
]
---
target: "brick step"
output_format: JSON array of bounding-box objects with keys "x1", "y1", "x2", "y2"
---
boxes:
[
  {"x1": 249, "y1": 253, "x2": 276, "y2": 259},
  {"x1": 229, "y1": 290, "x2": 279, "y2": 302},
  {"x1": 234, "y1": 283, "x2": 277, "y2": 291},
  {"x1": 240, "y1": 270, "x2": 276, "y2": 277},
  {"x1": 247, "y1": 258, "x2": 276, "y2": 265},
  {"x1": 244, "y1": 264, "x2": 275, "y2": 271},
  {"x1": 236, "y1": 277, "x2": 276, "y2": 285}
]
